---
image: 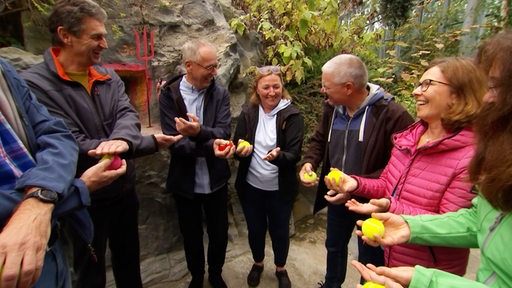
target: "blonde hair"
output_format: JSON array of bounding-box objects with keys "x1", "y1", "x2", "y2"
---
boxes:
[{"x1": 248, "y1": 67, "x2": 291, "y2": 106}]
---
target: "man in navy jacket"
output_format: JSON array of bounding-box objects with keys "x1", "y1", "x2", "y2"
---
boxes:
[{"x1": 159, "y1": 39, "x2": 231, "y2": 288}]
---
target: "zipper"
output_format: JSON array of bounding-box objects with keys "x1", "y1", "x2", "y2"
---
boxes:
[
  {"x1": 341, "y1": 117, "x2": 353, "y2": 172},
  {"x1": 482, "y1": 212, "x2": 505, "y2": 285}
]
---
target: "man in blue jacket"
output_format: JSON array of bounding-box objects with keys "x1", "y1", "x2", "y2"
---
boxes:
[{"x1": 0, "y1": 58, "x2": 126, "y2": 288}]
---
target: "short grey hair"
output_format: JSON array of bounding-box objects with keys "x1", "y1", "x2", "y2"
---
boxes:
[
  {"x1": 181, "y1": 39, "x2": 216, "y2": 63},
  {"x1": 322, "y1": 54, "x2": 368, "y2": 90},
  {"x1": 49, "y1": 0, "x2": 108, "y2": 47}
]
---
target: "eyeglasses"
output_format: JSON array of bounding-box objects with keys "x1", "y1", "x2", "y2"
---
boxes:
[
  {"x1": 257, "y1": 65, "x2": 281, "y2": 74},
  {"x1": 321, "y1": 81, "x2": 348, "y2": 92},
  {"x1": 193, "y1": 61, "x2": 219, "y2": 72},
  {"x1": 414, "y1": 79, "x2": 452, "y2": 92}
]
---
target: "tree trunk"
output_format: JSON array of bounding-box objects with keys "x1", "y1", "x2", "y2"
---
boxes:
[
  {"x1": 459, "y1": 0, "x2": 485, "y2": 56},
  {"x1": 439, "y1": 0, "x2": 451, "y2": 33},
  {"x1": 501, "y1": 0, "x2": 509, "y2": 28}
]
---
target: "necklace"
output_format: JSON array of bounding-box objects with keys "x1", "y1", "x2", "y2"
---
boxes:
[{"x1": 423, "y1": 130, "x2": 442, "y2": 143}]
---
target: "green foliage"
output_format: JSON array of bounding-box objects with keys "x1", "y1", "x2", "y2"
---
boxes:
[
  {"x1": 230, "y1": 0, "x2": 506, "y2": 137},
  {"x1": 230, "y1": 0, "x2": 344, "y2": 84},
  {"x1": 230, "y1": 0, "x2": 387, "y2": 85},
  {"x1": 30, "y1": 0, "x2": 54, "y2": 15}
]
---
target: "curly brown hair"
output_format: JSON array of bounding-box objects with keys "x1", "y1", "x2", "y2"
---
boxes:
[{"x1": 470, "y1": 31, "x2": 512, "y2": 212}]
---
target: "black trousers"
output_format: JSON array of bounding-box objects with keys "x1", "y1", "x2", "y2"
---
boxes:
[
  {"x1": 73, "y1": 189, "x2": 142, "y2": 288},
  {"x1": 239, "y1": 183, "x2": 293, "y2": 267},
  {"x1": 174, "y1": 186, "x2": 229, "y2": 279}
]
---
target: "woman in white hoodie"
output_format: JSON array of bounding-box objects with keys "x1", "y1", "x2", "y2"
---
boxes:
[{"x1": 226, "y1": 66, "x2": 304, "y2": 288}]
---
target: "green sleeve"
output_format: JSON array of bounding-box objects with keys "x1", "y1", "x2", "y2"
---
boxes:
[
  {"x1": 403, "y1": 197, "x2": 479, "y2": 248},
  {"x1": 410, "y1": 265, "x2": 487, "y2": 288}
]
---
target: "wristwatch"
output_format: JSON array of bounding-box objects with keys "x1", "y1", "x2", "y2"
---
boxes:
[{"x1": 24, "y1": 188, "x2": 59, "y2": 204}]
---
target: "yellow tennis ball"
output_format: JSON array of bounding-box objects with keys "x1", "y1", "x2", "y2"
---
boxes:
[
  {"x1": 327, "y1": 169, "x2": 343, "y2": 185},
  {"x1": 361, "y1": 281, "x2": 385, "y2": 288},
  {"x1": 362, "y1": 218, "x2": 385, "y2": 240},
  {"x1": 238, "y1": 140, "x2": 251, "y2": 148},
  {"x1": 303, "y1": 171, "x2": 317, "y2": 182}
]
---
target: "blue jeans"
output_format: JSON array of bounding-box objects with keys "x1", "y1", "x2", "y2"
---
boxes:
[
  {"x1": 323, "y1": 201, "x2": 384, "y2": 288},
  {"x1": 35, "y1": 239, "x2": 71, "y2": 288},
  {"x1": 240, "y1": 183, "x2": 293, "y2": 267}
]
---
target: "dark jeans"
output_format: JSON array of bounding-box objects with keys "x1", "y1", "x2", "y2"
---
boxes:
[
  {"x1": 174, "y1": 186, "x2": 229, "y2": 278},
  {"x1": 73, "y1": 189, "x2": 142, "y2": 288},
  {"x1": 240, "y1": 183, "x2": 293, "y2": 267},
  {"x1": 36, "y1": 239, "x2": 71, "y2": 288},
  {"x1": 324, "y1": 201, "x2": 384, "y2": 288}
]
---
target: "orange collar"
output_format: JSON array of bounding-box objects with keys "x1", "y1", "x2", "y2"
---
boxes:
[{"x1": 50, "y1": 47, "x2": 111, "y2": 87}]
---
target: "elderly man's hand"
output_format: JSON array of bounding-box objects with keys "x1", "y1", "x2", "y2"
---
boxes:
[
  {"x1": 0, "y1": 197, "x2": 53, "y2": 288},
  {"x1": 175, "y1": 113, "x2": 201, "y2": 137}
]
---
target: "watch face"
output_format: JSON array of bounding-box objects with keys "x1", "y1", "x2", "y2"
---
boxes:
[
  {"x1": 39, "y1": 189, "x2": 58, "y2": 202},
  {"x1": 26, "y1": 189, "x2": 58, "y2": 203}
]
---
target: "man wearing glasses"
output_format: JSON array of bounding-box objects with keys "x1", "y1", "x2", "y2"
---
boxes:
[
  {"x1": 299, "y1": 54, "x2": 414, "y2": 288},
  {"x1": 159, "y1": 39, "x2": 231, "y2": 288}
]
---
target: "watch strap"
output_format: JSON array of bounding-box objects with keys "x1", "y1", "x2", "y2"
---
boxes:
[{"x1": 24, "y1": 188, "x2": 58, "y2": 204}]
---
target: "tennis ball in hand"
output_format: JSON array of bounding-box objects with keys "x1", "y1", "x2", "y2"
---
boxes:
[
  {"x1": 362, "y1": 218, "x2": 385, "y2": 241},
  {"x1": 100, "y1": 154, "x2": 122, "y2": 170},
  {"x1": 218, "y1": 140, "x2": 234, "y2": 151},
  {"x1": 238, "y1": 140, "x2": 251, "y2": 148},
  {"x1": 327, "y1": 169, "x2": 344, "y2": 185},
  {"x1": 303, "y1": 171, "x2": 317, "y2": 182},
  {"x1": 361, "y1": 282, "x2": 385, "y2": 288}
]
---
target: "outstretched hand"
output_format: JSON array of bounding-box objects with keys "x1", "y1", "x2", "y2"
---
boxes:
[
  {"x1": 346, "y1": 198, "x2": 390, "y2": 215},
  {"x1": 87, "y1": 139, "x2": 129, "y2": 157},
  {"x1": 154, "y1": 133, "x2": 183, "y2": 149},
  {"x1": 324, "y1": 168, "x2": 358, "y2": 194},
  {"x1": 235, "y1": 139, "x2": 253, "y2": 157},
  {"x1": 262, "y1": 147, "x2": 280, "y2": 161},
  {"x1": 352, "y1": 260, "x2": 413, "y2": 288},
  {"x1": 213, "y1": 139, "x2": 235, "y2": 159},
  {"x1": 299, "y1": 163, "x2": 318, "y2": 186},
  {"x1": 355, "y1": 212, "x2": 411, "y2": 247}
]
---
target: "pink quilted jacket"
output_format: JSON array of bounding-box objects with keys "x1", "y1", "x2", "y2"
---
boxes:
[{"x1": 352, "y1": 121, "x2": 476, "y2": 276}]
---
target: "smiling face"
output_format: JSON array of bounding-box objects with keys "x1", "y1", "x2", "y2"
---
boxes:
[
  {"x1": 321, "y1": 71, "x2": 350, "y2": 106},
  {"x1": 413, "y1": 66, "x2": 458, "y2": 125},
  {"x1": 184, "y1": 45, "x2": 218, "y2": 90},
  {"x1": 63, "y1": 16, "x2": 108, "y2": 71},
  {"x1": 256, "y1": 74, "x2": 283, "y2": 113}
]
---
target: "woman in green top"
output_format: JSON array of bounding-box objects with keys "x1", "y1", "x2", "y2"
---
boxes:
[{"x1": 350, "y1": 30, "x2": 512, "y2": 288}]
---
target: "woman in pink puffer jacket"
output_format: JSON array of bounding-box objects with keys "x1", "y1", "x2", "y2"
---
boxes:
[{"x1": 324, "y1": 57, "x2": 486, "y2": 276}]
